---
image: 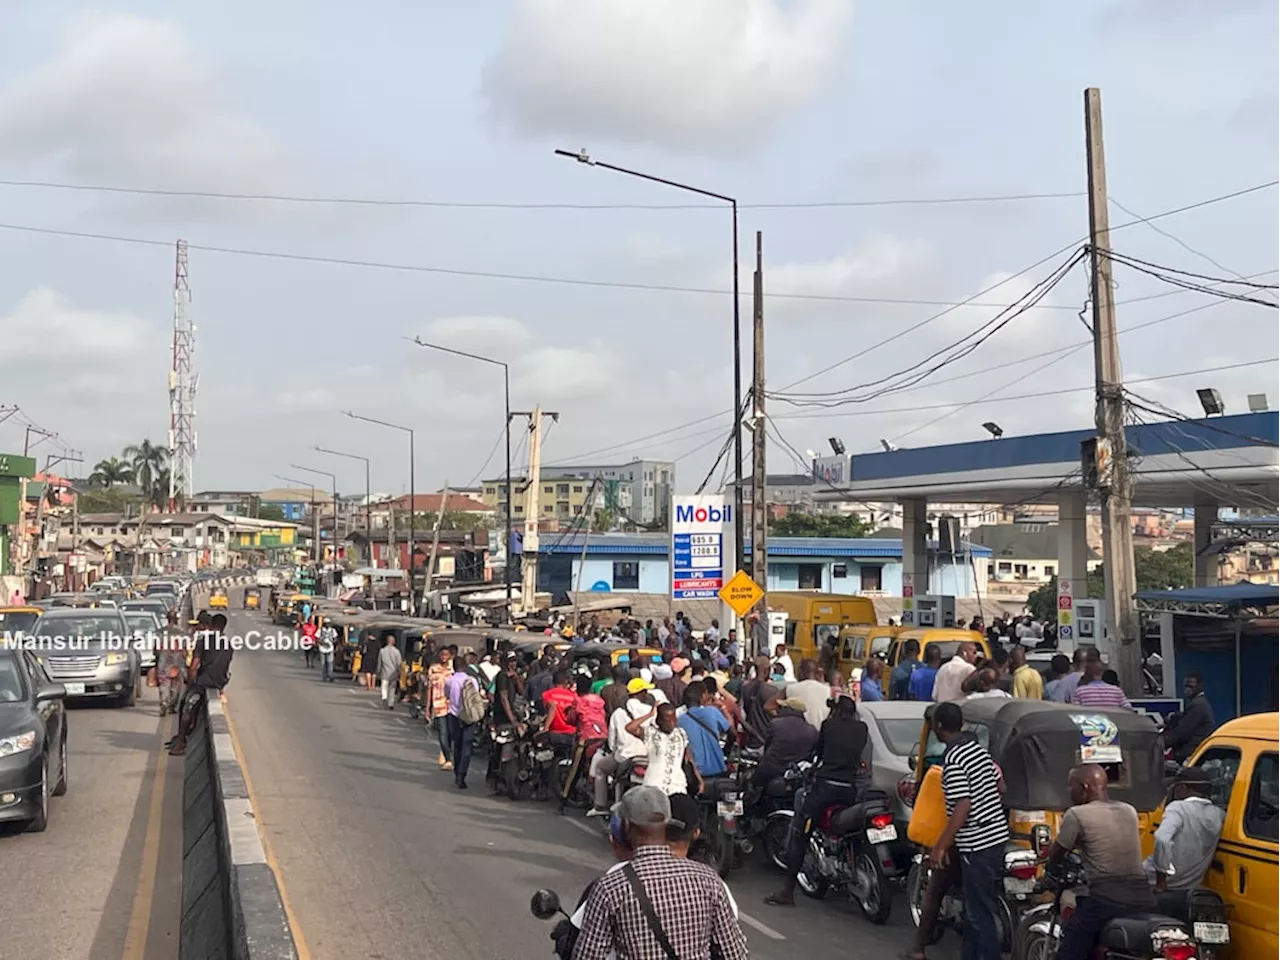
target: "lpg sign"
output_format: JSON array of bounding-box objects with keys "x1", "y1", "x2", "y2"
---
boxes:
[{"x1": 671, "y1": 495, "x2": 730, "y2": 600}]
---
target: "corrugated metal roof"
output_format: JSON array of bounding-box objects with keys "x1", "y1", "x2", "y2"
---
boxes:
[{"x1": 539, "y1": 533, "x2": 991, "y2": 558}]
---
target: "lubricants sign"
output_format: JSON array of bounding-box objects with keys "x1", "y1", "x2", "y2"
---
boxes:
[{"x1": 671, "y1": 495, "x2": 731, "y2": 600}]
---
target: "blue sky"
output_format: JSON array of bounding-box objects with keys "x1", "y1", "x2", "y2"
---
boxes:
[{"x1": 0, "y1": 0, "x2": 1275, "y2": 496}]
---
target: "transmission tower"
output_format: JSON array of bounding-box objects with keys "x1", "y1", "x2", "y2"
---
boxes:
[{"x1": 168, "y1": 239, "x2": 196, "y2": 508}]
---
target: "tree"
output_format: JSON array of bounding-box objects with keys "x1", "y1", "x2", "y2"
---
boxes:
[
  {"x1": 123, "y1": 440, "x2": 170, "y2": 504},
  {"x1": 1026, "y1": 543, "x2": 1194, "y2": 621},
  {"x1": 257, "y1": 503, "x2": 285, "y2": 522},
  {"x1": 768, "y1": 511, "x2": 870, "y2": 539},
  {"x1": 89, "y1": 457, "x2": 134, "y2": 488},
  {"x1": 78, "y1": 485, "x2": 141, "y2": 515}
]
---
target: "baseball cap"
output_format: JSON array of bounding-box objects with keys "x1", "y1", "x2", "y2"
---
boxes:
[
  {"x1": 612, "y1": 785, "x2": 677, "y2": 826},
  {"x1": 626, "y1": 677, "x2": 655, "y2": 694}
]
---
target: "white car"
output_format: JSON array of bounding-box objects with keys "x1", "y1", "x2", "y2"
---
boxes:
[
  {"x1": 859, "y1": 700, "x2": 930, "y2": 822},
  {"x1": 121, "y1": 610, "x2": 163, "y2": 670}
]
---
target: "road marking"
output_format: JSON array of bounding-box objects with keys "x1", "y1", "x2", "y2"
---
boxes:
[
  {"x1": 224, "y1": 700, "x2": 314, "y2": 960},
  {"x1": 564, "y1": 817, "x2": 602, "y2": 841},
  {"x1": 121, "y1": 717, "x2": 168, "y2": 960},
  {"x1": 738, "y1": 912, "x2": 787, "y2": 941}
]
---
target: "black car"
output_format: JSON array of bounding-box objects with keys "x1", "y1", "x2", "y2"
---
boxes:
[{"x1": 0, "y1": 647, "x2": 68, "y2": 832}]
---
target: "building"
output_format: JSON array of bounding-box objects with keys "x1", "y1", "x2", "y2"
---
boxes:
[
  {"x1": 535, "y1": 532, "x2": 991, "y2": 603},
  {"x1": 968, "y1": 522, "x2": 1103, "y2": 600},
  {"x1": 383, "y1": 493, "x2": 494, "y2": 521},
  {"x1": 229, "y1": 517, "x2": 302, "y2": 564},
  {"x1": 256, "y1": 487, "x2": 333, "y2": 522},
  {"x1": 729, "y1": 474, "x2": 819, "y2": 518},
  {"x1": 188, "y1": 490, "x2": 257, "y2": 516},
  {"x1": 536, "y1": 458, "x2": 675, "y2": 526},
  {"x1": 58, "y1": 511, "x2": 237, "y2": 573},
  {"x1": 480, "y1": 474, "x2": 629, "y2": 526},
  {"x1": 344, "y1": 528, "x2": 490, "y2": 583}
]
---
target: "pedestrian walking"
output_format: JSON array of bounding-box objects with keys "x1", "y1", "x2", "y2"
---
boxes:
[
  {"x1": 317, "y1": 618, "x2": 337, "y2": 682},
  {"x1": 1070, "y1": 650, "x2": 1132, "y2": 709},
  {"x1": 426, "y1": 646, "x2": 455, "y2": 770},
  {"x1": 376, "y1": 633, "x2": 402, "y2": 710},
  {"x1": 445, "y1": 657, "x2": 484, "y2": 789},
  {"x1": 929, "y1": 702, "x2": 1008, "y2": 960}
]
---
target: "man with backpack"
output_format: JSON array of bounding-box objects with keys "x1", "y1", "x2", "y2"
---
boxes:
[
  {"x1": 889, "y1": 638, "x2": 922, "y2": 700},
  {"x1": 446, "y1": 656, "x2": 487, "y2": 790}
]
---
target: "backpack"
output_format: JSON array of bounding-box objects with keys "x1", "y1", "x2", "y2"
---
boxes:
[{"x1": 458, "y1": 677, "x2": 487, "y2": 725}]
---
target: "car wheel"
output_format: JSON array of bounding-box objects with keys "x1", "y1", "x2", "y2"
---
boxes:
[
  {"x1": 122, "y1": 671, "x2": 138, "y2": 708},
  {"x1": 25, "y1": 758, "x2": 49, "y2": 833},
  {"x1": 53, "y1": 736, "x2": 68, "y2": 797}
]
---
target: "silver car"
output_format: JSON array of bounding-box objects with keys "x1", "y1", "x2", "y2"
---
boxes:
[
  {"x1": 121, "y1": 611, "x2": 163, "y2": 671},
  {"x1": 859, "y1": 700, "x2": 930, "y2": 822},
  {"x1": 28, "y1": 609, "x2": 143, "y2": 707}
]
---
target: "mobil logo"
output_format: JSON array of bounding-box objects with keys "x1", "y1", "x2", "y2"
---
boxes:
[{"x1": 675, "y1": 503, "x2": 732, "y2": 525}]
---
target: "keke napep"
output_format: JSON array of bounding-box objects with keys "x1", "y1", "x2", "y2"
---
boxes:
[{"x1": 907, "y1": 698, "x2": 1166, "y2": 854}]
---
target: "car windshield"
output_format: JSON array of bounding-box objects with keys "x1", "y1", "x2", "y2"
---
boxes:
[
  {"x1": 33, "y1": 614, "x2": 125, "y2": 641},
  {"x1": 124, "y1": 614, "x2": 156, "y2": 633},
  {"x1": 874, "y1": 716, "x2": 924, "y2": 757},
  {"x1": 0, "y1": 611, "x2": 39, "y2": 634},
  {"x1": 0, "y1": 657, "x2": 26, "y2": 701},
  {"x1": 146, "y1": 585, "x2": 177, "y2": 595}
]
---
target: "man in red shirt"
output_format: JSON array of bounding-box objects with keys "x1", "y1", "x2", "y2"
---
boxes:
[{"x1": 541, "y1": 669, "x2": 578, "y2": 750}]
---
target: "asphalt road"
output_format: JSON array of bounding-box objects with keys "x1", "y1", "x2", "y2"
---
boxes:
[
  {"x1": 220, "y1": 600, "x2": 963, "y2": 960},
  {"x1": 2, "y1": 681, "x2": 184, "y2": 960}
]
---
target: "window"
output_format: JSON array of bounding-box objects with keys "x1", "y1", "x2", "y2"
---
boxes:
[
  {"x1": 543, "y1": 486, "x2": 554, "y2": 495},
  {"x1": 514, "y1": 504, "x2": 524, "y2": 515},
  {"x1": 1044, "y1": 564, "x2": 1056, "y2": 577},
  {"x1": 573, "y1": 485, "x2": 583, "y2": 494},
  {"x1": 1014, "y1": 563, "x2": 1029, "y2": 578},
  {"x1": 860, "y1": 565, "x2": 882, "y2": 591},
  {"x1": 785, "y1": 620, "x2": 797, "y2": 646},
  {"x1": 832, "y1": 563, "x2": 848, "y2": 579},
  {"x1": 556, "y1": 502, "x2": 570, "y2": 516},
  {"x1": 543, "y1": 505, "x2": 553, "y2": 514},
  {"x1": 613, "y1": 562, "x2": 640, "y2": 590},
  {"x1": 1245, "y1": 752, "x2": 1279, "y2": 842},
  {"x1": 557, "y1": 484, "x2": 569, "y2": 496},
  {"x1": 1197, "y1": 746, "x2": 1243, "y2": 812}
]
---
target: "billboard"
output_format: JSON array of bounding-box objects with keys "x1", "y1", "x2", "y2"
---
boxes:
[
  {"x1": 812, "y1": 455, "x2": 848, "y2": 487},
  {"x1": 670, "y1": 495, "x2": 730, "y2": 600}
]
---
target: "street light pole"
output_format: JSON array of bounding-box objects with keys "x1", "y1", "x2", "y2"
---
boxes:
[
  {"x1": 291, "y1": 464, "x2": 339, "y2": 575},
  {"x1": 554, "y1": 148, "x2": 744, "y2": 573},
  {"x1": 410, "y1": 337, "x2": 514, "y2": 617},
  {"x1": 315, "y1": 446, "x2": 372, "y2": 565},
  {"x1": 344, "y1": 411, "x2": 416, "y2": 608}
]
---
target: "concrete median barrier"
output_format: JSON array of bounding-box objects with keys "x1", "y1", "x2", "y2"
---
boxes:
[{"x1": 181, "y1": 696, "x2": 297, "y2": 960}]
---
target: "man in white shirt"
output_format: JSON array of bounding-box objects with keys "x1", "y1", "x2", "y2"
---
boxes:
[
  {"x1": 625, "y1": 701, "x2": 701, "y2": 798},
  {"x1": 589, "y1": 679, "x2": 658, "y2": 814},
  {"x1": 932, "y1": 641, "x2": 979, "y2": 702},
  {"x1": 772, "y1": 642, "x2": 797, "y2": 683}
]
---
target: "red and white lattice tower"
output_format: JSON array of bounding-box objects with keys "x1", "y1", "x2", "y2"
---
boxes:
[{"x1": 167, "y1": 239, "x2": 196, "y2": 508}]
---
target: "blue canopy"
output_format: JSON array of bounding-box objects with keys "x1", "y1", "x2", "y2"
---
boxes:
[{"x1": 1135, "y1": 583, "x2": 1279, "y2": 607}]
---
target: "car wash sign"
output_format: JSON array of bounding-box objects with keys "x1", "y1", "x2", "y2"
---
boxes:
[{"x1": 671, "y1": 495, "x2": 730, "y2": 600}]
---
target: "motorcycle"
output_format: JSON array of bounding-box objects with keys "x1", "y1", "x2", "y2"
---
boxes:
[
  {"x1": 906, "y1": 845, "x2": 1042, "y2": 952},
  {"x1": 554, "y1": 738, "x2": 604, "y2": 812},
  {"x1": 1014, "y1": 852, "x2": 1229, "y2": 960},
  {"x1": 736, "y1": 759, "x2": 810, "y2": 872},
  {"x1": 690, "y1": 776, "x2": 741, "y2": 879},
  {"x1": 768, "y1": 777, "x2": 900, "y2": 924}
]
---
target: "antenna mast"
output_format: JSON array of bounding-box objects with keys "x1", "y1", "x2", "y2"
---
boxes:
[{"x1": 168, "y1": 239, "x2": 196, "y2": 508}]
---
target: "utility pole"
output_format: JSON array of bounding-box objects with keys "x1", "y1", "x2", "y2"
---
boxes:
[
  {"x1": 1085, "y1": 87, "x2": 1141, "y2": 696},
  {"x1": 514, "y1": 407, "x2": 559, "y2": 617},
  {"x1": 750, "y1": 231, "x2": 769, "y2": 616},
  {"x1": 422, "y1": 483, "x2": 449, "y2": 617}
]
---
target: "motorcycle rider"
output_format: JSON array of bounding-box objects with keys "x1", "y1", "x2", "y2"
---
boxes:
[
  {"x1": 625, "y1": 701, "x2": 703, "y2": 799},
  {"x1": 1042, "y1": 763, "x2": 1155, "y2": 960},
  {"x1": 588, "y1": 677, "x2": 658, "y2": 816},
  {"x1": 1163, "y1": 672, "x2": 1216, "y2": 764},
  {"x1": 1144, "y1": 765, "x2": 1225, "y2": 899},
  {"x1": 765, "y1": 692, "x2": 868, "y2": 907},
  {"x1": 747, "y1": 697, "x2": 816, "y2": 813},
  {"x1": 486, "y1": 652, "x2": 526, "y2": 796}
]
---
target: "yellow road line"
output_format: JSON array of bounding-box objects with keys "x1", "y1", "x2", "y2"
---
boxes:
[
  {"x1": 223, "y1": 698, "x2": 314, "y2": 960},
  {"x1": 122, "y1": 717, "x2": 168, "y2": 960}
]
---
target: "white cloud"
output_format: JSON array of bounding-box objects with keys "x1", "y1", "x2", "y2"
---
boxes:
[
  {"x1": 0, "y1": 12, "x2": 281, "y2": 191},
  {"x1": 769, "y1": 236, "x2": 933, "y2": 298},
  {"x1": 483, "y1": 0, "x2": 854, "y2": 152}
]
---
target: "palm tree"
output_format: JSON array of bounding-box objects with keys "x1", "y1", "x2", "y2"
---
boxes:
[
  {"x1": 89, "y1": 457, "x2": 134, "y2": 488},
  {"x1": 123, "y1": 440, "x2": 169, "y2": 503},
  {"x1": 148, "y1": 467, "x2": 173, "y2": 510}
]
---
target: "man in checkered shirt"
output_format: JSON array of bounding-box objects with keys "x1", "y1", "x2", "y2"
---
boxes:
[{"x1": 572, "y1": 787, "x2": 748, "y2": 960}]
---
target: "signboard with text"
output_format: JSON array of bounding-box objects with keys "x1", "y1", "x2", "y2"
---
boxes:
[
  {"x1": 671, "y1": 495, "x2": 730, "y2": 600},
  {"x1": 812, "y1": 455, "x2": 849, "y2": 487}
]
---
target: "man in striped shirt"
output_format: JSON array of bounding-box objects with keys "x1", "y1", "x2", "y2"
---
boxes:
[
  {"x1": 929, "y1": 702, "x2": 1008, "y2": 960},
  {"x1": 1070, "y1": 650, "x2": 1132, "y2": 709}
]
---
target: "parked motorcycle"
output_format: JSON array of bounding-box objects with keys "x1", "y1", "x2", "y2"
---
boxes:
[
  {"x1": 767, "y1": 779, "x2": 900, "y2": 924},
  {"x1": 906, "y1": 846, "x2": 1041, "y2": 952},
  {"x1": 1014, "y1": 851, "x2": 1228, "y2": 960},
  {"x1": 690, "y1": 776, "x2": 741, "y2": 879},
  {"x1": 737, "y1": 760, "x2": 810, "y2": 872}
]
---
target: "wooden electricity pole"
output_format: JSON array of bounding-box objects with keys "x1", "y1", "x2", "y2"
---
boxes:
[
  {"x1": 750, "y1": 232, "x2": 769, "y2": 612},
  {"x1": 514, "y1": 407, "x2": 559, "y2": 617},
  {"x1": 1085, "y1": 87, "x2": 1141, "y2": 695}
]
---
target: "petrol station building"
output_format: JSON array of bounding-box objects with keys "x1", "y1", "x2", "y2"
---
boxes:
[{"x1": 811, "y1": 411, "x2": 1279, "y2": 715}]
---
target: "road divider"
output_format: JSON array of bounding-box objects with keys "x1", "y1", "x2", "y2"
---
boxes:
[{"x1": 181, "y1": 694, "x2": 298, "y2": 960}]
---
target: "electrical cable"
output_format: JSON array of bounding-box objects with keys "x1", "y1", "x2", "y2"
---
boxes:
[
  {"x1": 1097, "y1": 249, "x2": 1279, "y2": 307},
  {"x1": 464, "y1": 425, "x2": 507, "y2": 488},
  {"x1": 1107, "y1": 196, "x2": 1257, "y2": 283},
  {"x1": 0, "y1": 177, "x2": 1084, "y2": 211}
]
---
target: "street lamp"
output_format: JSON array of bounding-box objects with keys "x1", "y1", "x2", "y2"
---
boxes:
[
  {"x1": 290, "y1": 464, "x2": 339, "y2": 570},
  {"x1": 410, "y1": 336, "x2": 514, "y2": 615},
  {"x1": 315, "y1": 446, "x2": 372, "y2": 564},
  {"x1": 274, "y1": 474, "x2": 320, "y2": 563},
  {"x1": 343, "y1": 411, "x2": 416, "y2": 596},
  {"x1": 554, "y1": 147, "x2": 745, "y2": 574}
]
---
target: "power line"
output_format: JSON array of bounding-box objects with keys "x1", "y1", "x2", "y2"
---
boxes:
[
  {"x1": 1107, "y1": 195, "x2": 1255, "y2": 283},
  {"x1": 0, "y1": 177, "x2": 1084, "y2": 211}
]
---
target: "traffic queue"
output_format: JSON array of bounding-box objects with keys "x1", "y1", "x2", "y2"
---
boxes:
[{"x1": 252, "y1": 590, "x2": 1276, "y2": 960}]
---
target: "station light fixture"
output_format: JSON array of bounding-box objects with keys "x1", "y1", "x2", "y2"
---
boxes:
[
  {"x1": 828, "y1": 437, "x2": 846, "y2": 455},
  {"x1": 982, "y1": 421, "x2": 1004, "y2": 439},
  {"x1": 1247, "y1": 393, "x2": 1269, "y2": 413},
  {"x1": 879, "y1": 439, "x2": 899, "y2": 452},
  {"x1": 1196, "y1": 388, "x2": 1225, "y2": 417}
]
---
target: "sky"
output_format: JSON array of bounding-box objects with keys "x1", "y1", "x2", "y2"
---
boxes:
[{"x1": 0, "y1": 0, "x2": 1276, "y2": 499}]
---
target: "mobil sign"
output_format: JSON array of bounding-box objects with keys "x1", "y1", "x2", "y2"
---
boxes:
[
  {"x1": 812, "y1": 455, "x2": 848, "y2": 486},
  {"x1": 671, "y1": 495, "x2": 730, "y2": 600}
]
